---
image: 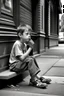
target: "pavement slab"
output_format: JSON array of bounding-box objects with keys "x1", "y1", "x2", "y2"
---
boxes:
[
  {"x1": 54, "y1": 59, "x2": 64, "y2": 67},
  {"x1": 2, "y1": 82, "x2": 64, "y2": 96},
  {"x1": 45, "y1": 67, "x2": 64, "y2": 77},
  {"x1": 36, "y1": 57, "x2": 59, "y2": 75},
  {"x1": 0, "y1": 90, "x2": 59, "y2": 96}
]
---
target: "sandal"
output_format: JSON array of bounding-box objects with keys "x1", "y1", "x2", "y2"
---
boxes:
[
  {"x1": 40, "y1": 77, "x2": 51, "y2": 84},
  {"x1": 7, "y1": 84, "x2": 16, "y2": 88},
  {"x1": 29, "y1": 78, "x2": 47, "y2": 89}
]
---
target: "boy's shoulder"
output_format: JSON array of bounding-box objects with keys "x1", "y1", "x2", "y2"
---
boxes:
[
  {"x1": 13, "y1": 40, "x2": 19, "y2": 45},
  {"x1": 13, "y1": 40, "x2": 27, "y2": 47},
  {"x1": 13, "y1": 40, "x2": 21, "y2": 47},
  {"x1": 15, "y1": 40, "x2": 20, "y2": 44}
]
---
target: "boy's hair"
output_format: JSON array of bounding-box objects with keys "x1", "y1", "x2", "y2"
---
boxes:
[
  {"x1": 17, "y1": 24, "x2": 26, "y2": 35},
  {"x1": 17, "y1": 24, "x2": 32, "y2": 39}
]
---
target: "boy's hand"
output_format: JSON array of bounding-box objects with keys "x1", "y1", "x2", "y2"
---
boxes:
[{"x1": 28, "y1": 39, "x2": 34, "y2": 48}]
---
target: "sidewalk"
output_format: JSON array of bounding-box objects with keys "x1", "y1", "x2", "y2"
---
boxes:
[
  {"x1": 0, "y1": 44, "x2": 64, "y2": 96},
  {"x1": 43, "y1": 44, "x2": 64, "y2": 84}
]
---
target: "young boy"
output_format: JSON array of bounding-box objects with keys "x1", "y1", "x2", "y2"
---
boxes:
[{"x1": 9, "y1": 24, "x2": 51, "y2": 88}]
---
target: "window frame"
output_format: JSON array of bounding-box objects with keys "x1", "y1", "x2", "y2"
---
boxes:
[{"x1": 1, "y1": 0, "x2": 13, "y2": 16}]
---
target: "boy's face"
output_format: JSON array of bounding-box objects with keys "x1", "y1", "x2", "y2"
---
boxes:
[{"x1": 21, "y1": 28, "x2": 31, "y2": 43}]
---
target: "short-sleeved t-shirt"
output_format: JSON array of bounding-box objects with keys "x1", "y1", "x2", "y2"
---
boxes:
[{"x1": 9, "y1": 40, "x2": 27, "y2": 64}]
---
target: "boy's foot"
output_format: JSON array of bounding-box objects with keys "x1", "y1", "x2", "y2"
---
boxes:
[
  {"x1": 29, "y1": 78, "x2": 47, "y2": 89},
  {"x1": 40, "y1": 77, "x2": 51, "y2": 84}
]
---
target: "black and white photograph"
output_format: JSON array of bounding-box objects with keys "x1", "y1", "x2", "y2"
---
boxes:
[{"x1": 0, "y1": 0, "x2": 64, "y2": 96}]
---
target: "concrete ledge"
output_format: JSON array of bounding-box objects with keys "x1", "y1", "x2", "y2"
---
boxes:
[
  {"x1": 0, "y1": 70, "x2": 17, "y2": 79},
  {"x1": 0, "y1": 69, "x2": 29, "y2": 80}
]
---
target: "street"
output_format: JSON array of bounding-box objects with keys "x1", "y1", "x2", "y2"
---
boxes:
[{"x1": 0, "y1": 44, "x2": 64, "y2": 96}]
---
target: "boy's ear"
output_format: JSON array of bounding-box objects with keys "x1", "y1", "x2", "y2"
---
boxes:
[{"x1": 18, "y1": 32, "x2": 22, "y2": 38}]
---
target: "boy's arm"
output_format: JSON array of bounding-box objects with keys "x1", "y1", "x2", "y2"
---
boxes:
[
  {"x1": 19, "y1": 39, "x2": 34, "y2": 61},
  {"x1": 19, "y1": 47, "x2": 32, "y2": 61}
]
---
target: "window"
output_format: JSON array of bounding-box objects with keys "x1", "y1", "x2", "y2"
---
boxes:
[
  {"x1": 63, "y1": 5, "x2": 64, "y2": 13},
  {"x1": 63, "y1": 9, "x2": 64, "y2": 13},
  {"x1": 63, "y1": 5, "x2": 64, "y2": 8},
  {"x1": 1, "y1": 0, "x2": 13, "y2": 14}
]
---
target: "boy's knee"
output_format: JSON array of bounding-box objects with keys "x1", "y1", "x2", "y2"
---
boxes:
[
  {"x1": 28, "y1": 57, "x2": 34, "y2": 64},
  {"x1": 29, "y1": 57, "x2": 34, "y2": 61},
  {"x1": 26, "y1": 56, "x2": 35, "y2": 63},
  {"x1": 30, "y1": 56, "x2": 35, "y2": 60}
]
